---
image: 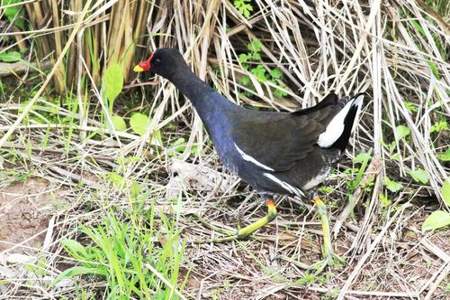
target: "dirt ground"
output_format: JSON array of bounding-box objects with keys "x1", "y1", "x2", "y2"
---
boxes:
[
  {"x1": 0, "y1": 168, "x2": 449, "y2": 299},
  {"x1": 0, "y1": 177, "x2": 65, "y2": 253}
]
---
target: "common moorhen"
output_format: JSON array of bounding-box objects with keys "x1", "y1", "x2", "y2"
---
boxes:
[{"x1": 134, "y1": 48, "x2": 364, "y2": 270}]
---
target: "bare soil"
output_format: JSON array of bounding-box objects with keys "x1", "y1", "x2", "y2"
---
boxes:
[{"x1": 0, "y1": 177, "x2": 64, "y2": 253}]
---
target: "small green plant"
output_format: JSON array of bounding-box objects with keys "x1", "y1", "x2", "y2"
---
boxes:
[
  {"x1": 130, "y1": 112, "x2": 163, "y2": 145},
  {"x1": 395, "y1": 124, "x2": 411, "y2": 140},
  {"x1": 404, "y1": 101, "x2": 418, "y2": 113},
  {"x1": 321, "y1": 288, "x2": 340, "y2": 300},
  {"x1": 346, "y1": 151, "x2": 372, "y2": 193},
  {"x1": 379, "y1": 193, "x2": 392, "y2": 207},
  {"x1": 438, "y1": 148, "x2": 450, "y2": 161},
  {"x1": 295, "y1": 271, "x2": 331, "y2": 286},
  {"x1": 422, "y1": 210, "x2": 450, "y2": 231},
  {"x1": 296, "y1": 272, "x2": 317, "y2": 286},
  {"x1": 107, "y1": 171, "x2": 126, "y2": 189},
  {"x1": 238, "y1": 38, "x2": 288, "y2": 98},
  {"x1": 101, "y1": 65, "x2": 162, "y2": 142},
  {"x1": 129, "y1": 112, "x2": 150, "y2": 136},
  {"x1": 442, "y1": 179, "x2": 450, "y2": 206},
  {"x1": 0, "y1": 50, "x2": 22, "y2": 62},
  {"x1": 56, "y1": 206, "x2": 185, "y2": 299},
  {"x1": 445, "y1": 282, "x2": 450, "y2": 295},
  {"x1": 102, "y1": 62, "x2": 125, "y2": 131},
  {"x1": 234, "y1": 0, "x2": 253, "y2": 18},
  {"x1": 420, "y1": 180, "x2": 450, "y2": 232},
  {"x1": 167, "y1": 137, "x2": 199, "y2": 157},
  {"x1": 384, "y1": 176, "x2": 403, "y2": 193},
  {"x1": 318, "y1": 185, "x2": 334, "y2": 194},
  {"x1": 383, "y1": 123, "x2": 416, "y2": 161},
  {"x1": 2, "y1": 0, "x2": 26, "y2": 29},
  {"x1": 430, "y1": 119, "x2": 448, "y2": 133},
  {"x1": 103, "y1": 63, "x2": 124, "y2": 108},
  {"x1": 408, "y1": 168, "x2": 429, "y2": 184},
  {"x1": 0, "y1": 168, "x2": 32, "y2": 183}
]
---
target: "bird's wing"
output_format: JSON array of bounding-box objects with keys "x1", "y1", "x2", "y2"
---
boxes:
[
  {"x1": 231, "y1": 103, "x2": 340, "y2": 172},
  {"x1": 291, "y1": 93, "x2": 339, "y2": 115}
]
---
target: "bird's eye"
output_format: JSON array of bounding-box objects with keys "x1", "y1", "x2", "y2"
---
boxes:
[{"x1": 155, "y1": 58, "x2": 161, "y2": 63}]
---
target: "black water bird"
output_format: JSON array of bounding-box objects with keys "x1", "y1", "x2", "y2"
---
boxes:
[{"x1": 134, "y1": 48, "x2": 364, "y2": 270}]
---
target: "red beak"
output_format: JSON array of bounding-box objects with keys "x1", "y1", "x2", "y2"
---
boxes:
[{"x1": 133, "y1": 52, "x2": 154, "y2": 73}]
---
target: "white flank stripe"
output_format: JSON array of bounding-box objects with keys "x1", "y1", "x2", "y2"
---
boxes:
[
  {"x1": 263, "y1": 173, "x2": 305, "y2": 197},
  {"x1": 234, "y1": 143, "x2": 274, "y2": 171},
  {"x1": 302, "y1": 167, "x2": 330, "y2": 190},
  {"x1": 317, "y1": 94, "x2": 364, "y2": 148}
]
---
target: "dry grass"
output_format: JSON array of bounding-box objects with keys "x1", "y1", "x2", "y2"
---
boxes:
[{"x1": 0, "y1": 0, "x2": 449, "y2": 299}]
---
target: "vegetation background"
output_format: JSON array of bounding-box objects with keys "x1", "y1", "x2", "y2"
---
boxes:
[{"x1": 0, "y1": 0, "x2": 449, "y2": 299}]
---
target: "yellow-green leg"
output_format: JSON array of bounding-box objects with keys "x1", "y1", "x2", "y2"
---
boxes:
[
  {"x1": 312, "y1": 196, "x2": 344, "y2": 273},
  {"x1": 212, "y1": 199, "x2": 277, "y2": 243}
]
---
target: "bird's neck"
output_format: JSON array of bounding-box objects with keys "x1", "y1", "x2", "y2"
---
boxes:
[{"x1": 168, "y1": 68, "x2": 237, "y2": 120}]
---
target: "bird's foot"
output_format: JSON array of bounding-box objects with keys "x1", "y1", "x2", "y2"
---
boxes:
[
  {"x1": 311, "y1": 196, "x2": 345, "y2": 273},
  {"x1": 311, "y1": 249, "x2": 345, "y2": 274},
  {"x1": 210, "y1": 199, "x2": 277, "y2": 243}
]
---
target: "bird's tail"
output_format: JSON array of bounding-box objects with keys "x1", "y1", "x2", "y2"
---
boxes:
[{"x1": 317, "y1": 93, "x2": 364, "y2": 150}]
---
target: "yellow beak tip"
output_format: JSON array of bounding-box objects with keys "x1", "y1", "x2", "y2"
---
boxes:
[{"x1": 133, "y1": 65, "x2": 144, "y2": 73}]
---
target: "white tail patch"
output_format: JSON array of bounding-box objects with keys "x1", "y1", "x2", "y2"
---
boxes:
[
  {"x1": 234, "y1": 143, "x2": 275, "y2": 171},
  {"x1": 317, "y1": 94, "x2": 364, "y2": 148}
]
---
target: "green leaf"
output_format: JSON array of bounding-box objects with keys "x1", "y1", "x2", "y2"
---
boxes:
[
  {"x1": 408, "y1": 168, "x2": 429, "y2": 184},
  {"x1": 438, "y1": 148, "x2": 450, "y2": 161},
  {"x1": 251, "y1": 52, "x2": 261, "y2": 61},
  {"x1": 430, "y1": 120, "x2": 448, "y2": 133},
  {"x1": 151, "y1": 129, "x2": 163, "y2": 147},
  {"x1": 111, "y1": 115, "x2": 126, "y2": 132},
  {"x1": 441, "y1": 180, "x2": 450, "y2": 206},
  {"x1": 395, "y1": 125, "x2": 410, "y2": 140},
  {"x1": 4, "y1": 0, "x2": 20, "y2": 19},
  {"x1": 411, "y1": 19, "x2": 425, "y2": 37},
  {"x1": 348, "y1": 150, "x2": 372, "y2": 192},
  {"x1": 388, "y1": 141, "x2": 396, "y2": 153},
  {"x1": 391, "y1": 153, "x2": 401, "y2": 161},
  {"x1": 384, "y1": 176, "x2": 403, "y2": 193},
  {"x1": 353, "y1": 152, "x2": 371, "y2": 164},
  {"x1": 239, "y1": 75, "x2": 251, "y2": 86},
  {"x1": 318, "y1": 186, "x2": 334, "y2": 194},
  {"x1": 247, "y1": 39, "x2": 262, "y2": 53},
  {"x1": 234, "y1": 0, "x2": 253, "y2": 18},
  {"x1": 108, "y1": 172, "x2": 125, "y2": 189},
  {"x1": 102, "y1": 63, "x2": 124, "y2": 108},
  {"x1": 296, "y1": 272, "x2": 317, "y2": 286},
  {"x1": 428, "y1": 61, "x2": 441, "y2": 79},
  {"x1": 130, "y1": 180, "x2": 142, "y2": 199},
  {"x1": 0, "y1": 51, "x2": 21, "y2": 63},
  {"x1": 404, "y1": 101, "x2": 417, "y2": 112},
  {"x1": 379, "y1": 193, "x2": 391, "y2": 207},
  {"x1": 130, "y1": 113, "x2": 150, "y2": 136},
  {"x1": 54, "y1": 266, "x2": 107, "y2": 285},
  {"x1": 4, "y1": 0, "x2": 25, "y2": 29},
  {"x1": 274, "y1": 87, "x2": 288, "y2": 98},
  {"x1": 270, "y1": 68, "x2": 282, "y2": 80},
  {"x1": 61, "y1": 239, "x2": 87, "y2": 259},
  {"x1": 238, "y1": 53, "x2": 249, "y2": 64},
  {"x1": 169, "y1": 137, "x2": 187, "y2": 154},
  {"x1": 251, "y1": 65, "x2": 267, "y2": 82},
  {"x1": 422, "y1": 210, "x2": 450, "y2": 231}
]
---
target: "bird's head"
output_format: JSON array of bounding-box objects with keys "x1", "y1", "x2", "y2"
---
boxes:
[{"x1": 133, "y1": 48, "x2": 187, "y2": 80}]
